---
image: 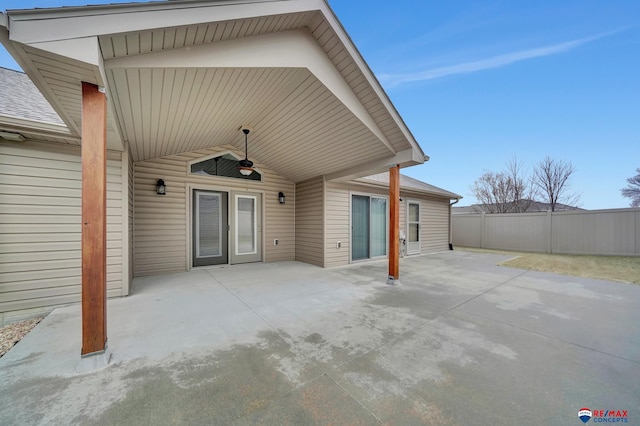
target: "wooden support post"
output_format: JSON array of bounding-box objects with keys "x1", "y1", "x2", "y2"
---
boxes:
[
  {"x1": 389, "y1": 164, "x2": 400, "y2": 280},
  {"x1": 81, "y1": 82, "x2": 107, "y2": 356}
]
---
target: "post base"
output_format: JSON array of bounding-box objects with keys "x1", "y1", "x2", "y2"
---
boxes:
[
  {"x1": 76, "y1": 346, "x2": 111, "y2": 374},
  {"x1": 386, "y1": 276, "x2": 400, "y2": 286}
]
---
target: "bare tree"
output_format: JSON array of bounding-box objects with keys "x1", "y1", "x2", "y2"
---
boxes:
[
  {"x1": 505, "y1": 157, "x2": 537, "y2": 212},
  {"x1": 471, "y1": 171, "x2": 515, "y2": 213},
  {"x1": 621, "y1": 168, "x2": 640, "y2": 208},
  {"x1": 532, "y1": 156, "x2": 580, "y2": 212},
  {"x1": 471, "y1": 157, "x2": 537, "y2": 213}
]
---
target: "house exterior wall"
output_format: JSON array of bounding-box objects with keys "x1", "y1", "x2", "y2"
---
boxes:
[
  {"x1": 323, "y1": 181, "x2": 451, "y2": 267},
  {"x1": 127, "y1": 144, "x2": 135, "y2": 285},
  {"x1": 0, "y1": 140, "x2": 125, "y2": 323},
  {"x1": 324, "y1": 181, "x2": 389, "y2": 267},
  {"x1": 416, "y1": 194, "x2": 451, "y2": 254},
  {"x1": 294, "y1": 176, "x2": 324, "y2": 267},
  {"x1": 133, "y1": 145, "x2": 295, "y2": 277}
]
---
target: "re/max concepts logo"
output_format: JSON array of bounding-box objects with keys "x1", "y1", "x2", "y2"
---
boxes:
[{"x1": 578, "y1": 408, "x2": 629, "y2": 423}]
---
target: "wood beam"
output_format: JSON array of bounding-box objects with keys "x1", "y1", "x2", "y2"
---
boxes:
[
  {"x1": 81, "y1": 82, "x2": 107, "y2": 356},
  {"x1": 389, "y1": 165, "x2": 400, "y2": 280}
]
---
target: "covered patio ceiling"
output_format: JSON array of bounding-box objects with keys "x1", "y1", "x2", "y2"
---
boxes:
[{"x1": 1, "y1": 0, "x2": 427, "y2": 182}]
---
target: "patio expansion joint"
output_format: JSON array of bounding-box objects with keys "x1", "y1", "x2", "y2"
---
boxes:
[
  {"x1": 451, "y1": 309, "x2": 640, "y2": 366},
  {"x1": 437, "y1": 269, "x2": 531, "y2": 318},
  {"x1": 322, "y1": 372, "x2": 385, "y2": 424}
]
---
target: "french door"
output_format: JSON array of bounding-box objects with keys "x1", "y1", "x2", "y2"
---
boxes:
[
  {"x1": 192, "y1": 190, "x2": 262, "y2": 266},
  {"x1": 193, "y1": 191, "x2": 228, "y2": 266},
  {"x1": 229, "y1": 191, "x2": 262, "y2": 264},
  {"x1": 352, "y1": 195, "x2": 387, "y2": 261}
]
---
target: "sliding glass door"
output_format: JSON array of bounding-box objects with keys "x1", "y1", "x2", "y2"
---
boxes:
[
  {"x1": 352, "y1": 196, "x2": 370, "y2": 260},
  {"x1": 352, "y1": 195, "x2": 387, "y2": 261}
]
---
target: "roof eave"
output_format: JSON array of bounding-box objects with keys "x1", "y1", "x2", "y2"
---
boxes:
[
  {"x1": 353, "y1": 177, "x2": 461, "y2": 200},
  {"x1": 5, "y1": 0, "x2": 272, "y2": 18},
  {"x1": 319, "y1": 0, "x2": 426, "y2": 162}
]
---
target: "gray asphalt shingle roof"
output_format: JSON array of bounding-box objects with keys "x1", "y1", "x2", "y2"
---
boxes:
[
  {"x1": 0, "y1": 66, "x2": 64, "y2": 125},
  {"x1": 359, "y1": 172, "x2": 461, "y2": 199}
]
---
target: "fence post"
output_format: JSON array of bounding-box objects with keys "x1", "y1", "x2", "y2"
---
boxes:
[
  {"x1": 481, "y1": 212, "x2": 486, "y2": 249},
  {"x1": 635, "y1": 210, "x2": 640, "y2": 254},
  {"x1": 546, "y1": 210, "x2": 552, "y2": 254}
]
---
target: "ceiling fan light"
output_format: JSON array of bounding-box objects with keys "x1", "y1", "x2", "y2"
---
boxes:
[
  {"x1": 238, "y1": 126, "x2": 255, "y2": 176},
  {"x1": 239, "y1": 167, "x2": 254, "y2": 176}
]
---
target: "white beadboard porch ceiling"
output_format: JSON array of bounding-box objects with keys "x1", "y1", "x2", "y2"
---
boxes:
[
  {"x1": 3, "y1": 0, "x2": 426, "y2": 181},
  {"x1": 107, "y1": 66, "x2": 390, "y2": 182}
]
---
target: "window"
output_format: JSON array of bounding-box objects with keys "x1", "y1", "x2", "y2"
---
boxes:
[
  {"x1": 190, "y1": 153, "x2": 261, "y2": 181},
  {"x1": 352, "y1": 195, "x2": 387, "y2": 261}
]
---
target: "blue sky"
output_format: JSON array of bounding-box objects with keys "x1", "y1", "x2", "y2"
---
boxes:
[{"x1": 1, "y1": 0, "x2": 639, "y2": 209}]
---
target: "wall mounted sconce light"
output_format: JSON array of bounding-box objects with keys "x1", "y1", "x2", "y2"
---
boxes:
[
  {"x1": 279, "y1": 192, "x2": 285, "y2": 204},
  {"x1": 156, "y1": 179, "x2": 166, "y2": 195}
]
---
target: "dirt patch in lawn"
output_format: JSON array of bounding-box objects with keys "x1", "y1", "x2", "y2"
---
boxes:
[{"x1": 458, "y1": 247, "x2": 640, "y2": 285}]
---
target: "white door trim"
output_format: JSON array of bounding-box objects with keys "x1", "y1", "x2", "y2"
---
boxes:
[{"x1": 406, "y1": 199, "x2": 421, "y2": 255}]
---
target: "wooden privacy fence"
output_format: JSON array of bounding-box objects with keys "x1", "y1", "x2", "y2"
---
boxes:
[{"x1": 452, "y1": 208, "x2": 640, "y2": 256}]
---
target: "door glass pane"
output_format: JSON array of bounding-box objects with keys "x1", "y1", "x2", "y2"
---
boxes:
[
  {"x1": 371, "y1": 197, "x2": 387, "y2": 257},
  {"x1": 408, "y1": 202, "x2": 420, "y2": 243},
  {"x1": 352, "y1": 195, "x2": 370, "y2": 260},
  {"x1": 409, "y1": 204, "x2": 419, "y2": 222},
  {"x1": 198, "y1": 193, "x2": 221, "y2": 257},
  {"x1": 409, "y1": 223, "x2": 419, "y2": 243},
  {"x1": 237, "y1": 197, "x2": 255, "y2": 254}
]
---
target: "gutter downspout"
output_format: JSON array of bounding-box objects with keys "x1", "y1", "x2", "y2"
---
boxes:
[{"x1": 449, "y1": 198, "x2": 460, "y2": 250}]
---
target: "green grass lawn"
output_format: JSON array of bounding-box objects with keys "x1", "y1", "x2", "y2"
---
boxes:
[{"x1": 457, "y1": 247, "x2": 640, "y2": 285}]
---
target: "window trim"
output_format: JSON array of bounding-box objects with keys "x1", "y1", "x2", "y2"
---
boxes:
[{"x1": 187, "y1": 150, "x2": 264, "y2": 182}]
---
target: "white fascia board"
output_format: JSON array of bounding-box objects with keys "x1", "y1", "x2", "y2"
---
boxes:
[
  {"x1": 350, "y1": 179, "x2": 457, "y2": 200},
  {"x1": 106, "y1": 29, "x2": 394, "y2": 153},
  {"x1": 28, "y1": 37, "x2": 101, "y2": 66},
  {"x1": 1, "y1": 13, "x2": 7, "y2": 29},
  {"x1": 94, "y1": 49, "x2": 125, "y2": 150},
  {"x1": 0, "y1": 27, "x2": 81, "y2": 136},
  {"x1": 317, "y1": 1, "x2": 427, "y2": 160},
  {"x1": 8, "y1": 0, "x2": 325, "y2": 45},
  {"x1": 0, "y1": 114, "x2": 77, "y2": 139},
  {"x1": 324, "y1": 148, "x2": 422, "y2": 182}
]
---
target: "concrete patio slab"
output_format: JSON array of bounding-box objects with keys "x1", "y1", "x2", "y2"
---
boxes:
[{"x1": 1, "y1": 252, "x2": 639, "y2": 425}]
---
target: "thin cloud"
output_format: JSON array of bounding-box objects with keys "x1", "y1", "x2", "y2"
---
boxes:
[{"x1": 379, "y1": 30, "x2": 623, "y2": 87}]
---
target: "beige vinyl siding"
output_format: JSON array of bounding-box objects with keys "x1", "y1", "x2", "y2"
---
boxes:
[
  {"x1": 119, "y1": 144, "x2": 131, "y2": 296},
  {"x1": 295, "y1": 177, "x2": 324, "y2": 267},
  {"x1": 106, "y1": 150, "x2": 124, "y2": 296},
  {"x1": 413, "y1": 195, "x2": 450, "y2": 254},
  {"x1": 0, "y1": 140, "x2": 124, "y2": 318},
  {"x1": 324, "y1": 182, "x2": 351, "y2": 267},
  {"x1": 324, "y1": 181, "x2": 451, "y2": 267},
  {"x1": 324, "y1": 181, "x2": 393, "y2": 267},
  {"x1": 128, "y1": 145, "x2": 134, "y2": 283},
  {"x1": 133, "y1": 145, "x2": 295, "y2": 277}
]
